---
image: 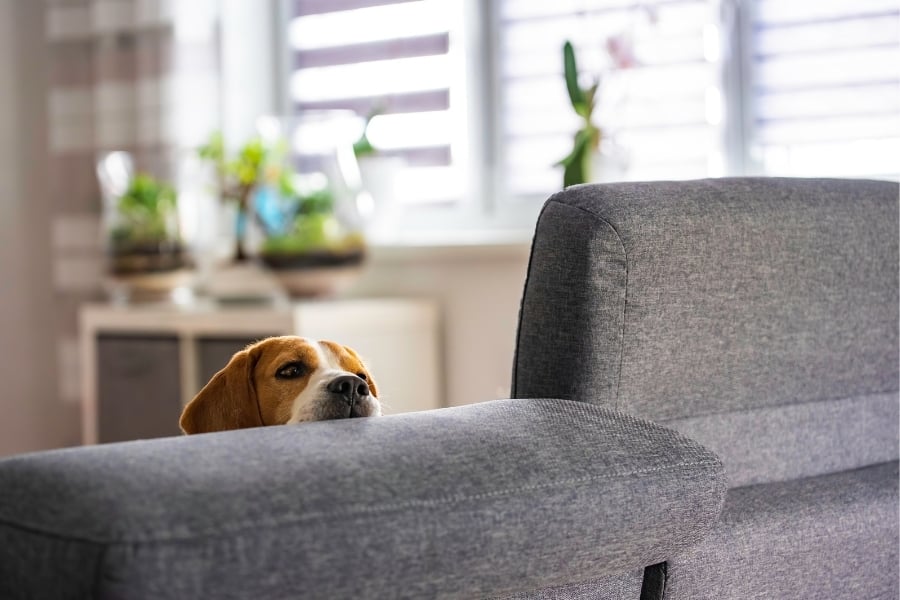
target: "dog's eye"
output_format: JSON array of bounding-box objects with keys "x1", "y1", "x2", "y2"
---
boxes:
[
  {"x1": 356, "y1": 372, "x2": 367, "y2": 381},
  {"x1": 276, "y1": 363, "x2": 307, "y2": 379}
]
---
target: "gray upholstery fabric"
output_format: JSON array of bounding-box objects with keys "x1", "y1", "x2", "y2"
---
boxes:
[
  {"x1": 512, "y1": 178, "x2": 899, "y2": 599},
  {"x1": 0, "y1": 398, "x2": 725, "y2": 600},
  {"x1": 514, "y1": 199, "x2": 627, "y2": 406},
  {"x1": 513, "y1": 177, "x2": 899, "y2": 489},
  {"x1": 3, "y1": 178, "x2": 893, "y2": 599},
  {"x1": 663, "y1": 391, "x2": 900, "y2": 487},
  {"x1": 499, "y1": 569, "x2": 644, "y2": 600},
  {"x1": 513, "y1": 177, "x2": 899, "y2": 421},
  {"x1": 665, "y1": 461, "x2": 900, "y2": 600}
]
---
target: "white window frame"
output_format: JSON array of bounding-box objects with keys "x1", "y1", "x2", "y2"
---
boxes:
[
  {"x1": 262, "y1": 0, "x2": 896, "y2": 243},
  {"x1": 273, "y1": 1, "x2": 511, "y2": 239},
  {"x1": 272, "y1": 0, "x2": 548, "y2": 241},
  {"x1": 732, "y1": 0, "x2": 900, "y2": 180}
]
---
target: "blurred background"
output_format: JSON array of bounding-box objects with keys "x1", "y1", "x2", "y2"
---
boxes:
[{"x1": 1, "y1": 0, "x2": 897, "y2": 455}]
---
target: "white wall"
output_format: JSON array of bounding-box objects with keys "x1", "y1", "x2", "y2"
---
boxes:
[
  {"x1": 347, "y1": 244, "x2": 532, "y2": 408},
  {"x1": 0, "y1": 0, "x2": 79, "y2": 456},
  {"x1": 219, "y1": 0, "x2": 279, "y2": 143}
]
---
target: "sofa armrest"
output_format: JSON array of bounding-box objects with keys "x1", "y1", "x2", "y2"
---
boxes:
[{"x1": 0, "y1": 399, "x2": 725, "y2": 599}]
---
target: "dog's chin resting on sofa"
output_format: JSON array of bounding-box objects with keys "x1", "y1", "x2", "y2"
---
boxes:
[{"x1": 179, "y1": 336, "x2": 381, "y2": 434}]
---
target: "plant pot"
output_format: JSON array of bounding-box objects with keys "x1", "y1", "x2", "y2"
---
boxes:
[
  {"x1": 259, "y1": 249, "x2": 366, "y2": 298},
  {"x1": 249, "y1": 112, "x2": 370, "y2": 297},
  {"x1": 357, "y1": 155, "x2": 405, "y2": 238},
  {"x1": 258, "y1": 226, "x2": 367, "y2": 298},
  {"x1": 108, "y1": 241, "x2": 187, "y2": 275},
  {"x1": 105, "y1": 240, "x2": 193, "y2": 301}
]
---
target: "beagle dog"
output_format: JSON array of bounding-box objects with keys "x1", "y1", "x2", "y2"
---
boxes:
[{"x1": 180, "y1": 336, "x2": 381, "y2": 435}]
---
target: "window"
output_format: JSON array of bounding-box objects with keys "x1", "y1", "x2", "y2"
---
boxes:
[
  {"x1": 497, "y1": 0, "x2": 725, "y2": 201},
  {"x1": 745, "y1": 0, "x2": 900, "y2": 179},
  {"x1": 280, "y1": 0, "x2": 900, "y2": 233},
  {"x1": 285, "y1": 0, "x2": 468, "y2": 206}
]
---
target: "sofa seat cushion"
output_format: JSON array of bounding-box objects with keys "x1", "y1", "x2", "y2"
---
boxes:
[{"x1": 665, "y1": 461, "x2": 899, "y2": 600}]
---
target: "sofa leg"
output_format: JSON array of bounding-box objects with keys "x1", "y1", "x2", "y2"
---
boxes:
[{"x1": 640, "y1": 562, "x2": 667, "y2": 600}]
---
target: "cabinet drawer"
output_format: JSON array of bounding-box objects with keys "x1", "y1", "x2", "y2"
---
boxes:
[{"x1": 96, "y1": 335, "x2": 182, "y2": 443}]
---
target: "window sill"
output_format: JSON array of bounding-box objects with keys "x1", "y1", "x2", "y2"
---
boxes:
[{"x1": 367, "y1": 230, "x2": 533, "y2": 263}]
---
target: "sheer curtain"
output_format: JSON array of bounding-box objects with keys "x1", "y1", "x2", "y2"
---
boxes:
[
  {"x1": 287, "y1": 0, "x2": 465, "y2": 206},
  {"x1": 44, "y1": 0, "x2": 221, "y2": 401},
  {"x1": 497, "y1": 0, "x2": 726, "y2": 199},
  {"x1": 746, "y1": 0, "x2": 900, "y2": 179}
]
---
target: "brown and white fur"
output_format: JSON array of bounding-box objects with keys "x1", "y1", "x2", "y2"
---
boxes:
[{"x1": 180, "y1": 336, "x2": 381, "y2": 435}]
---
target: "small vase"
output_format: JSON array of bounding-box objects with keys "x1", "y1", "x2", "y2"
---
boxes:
[{"x1": 357, "y1": 154, "x2": 405, "y2": 240}]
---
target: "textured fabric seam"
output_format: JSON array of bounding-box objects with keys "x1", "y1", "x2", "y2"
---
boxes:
[
  {"x1": 733, "y1": 458, "x2": 898, "y2": 490},
  {"x1": 528, "y1": 399, "x2": 726, "y2": 461},
  {"x1": 543, "y1": 198, "x2": 629, "y2": 411},
  {"x1": 0, "y1": 459, "x2": 720, "y2": 545},
  {"x1": 662, "y1": 387, "x2": 900, "y2": 423}
]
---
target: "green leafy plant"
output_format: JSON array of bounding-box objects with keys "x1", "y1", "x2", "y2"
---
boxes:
[
  {"x1": 111, "y1": 174, "x2": 178, "y2": 246},
  {"x1": 261, "y1": 214, "x2": 365, "y2": 258},
  {"x1": 107, "y1": 173, "x2": 186, "y2": 275},
  {"x1": 555, "y1": 41, "x2": 602, "y2": 188},
  {"x1": 260, "y1": 187, "x2": 364, "y2": 259},
  {"x1": 198, "y1": 132, "x2": 294, "y2": 261},
  {"x1": 200, "y1": 128, "x2": 368, "y2": 268}
]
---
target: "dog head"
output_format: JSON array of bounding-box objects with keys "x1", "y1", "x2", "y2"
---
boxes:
[{"x1": 179, "y1": 336, "x2": 381, "y2": 435}]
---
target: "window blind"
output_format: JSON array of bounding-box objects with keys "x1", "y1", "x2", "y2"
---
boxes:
[
  {"x1": 287, "y1": 0, "x2": 461, "y2": 204},
  {"x1": 498, "y1": 0, "x2": 725, "y2": 199},
  {"x1": 748, "y1": 0, "x2": 900, "y2": 179}
]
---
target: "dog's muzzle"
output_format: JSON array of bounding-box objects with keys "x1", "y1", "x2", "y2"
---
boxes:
[{"x1": 326, "y1": 375, "x2": 371, "y2": 415}]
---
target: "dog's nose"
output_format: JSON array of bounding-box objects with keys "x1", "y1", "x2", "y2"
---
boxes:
[{"x1": 326, "y1": 375, "x2": 370, "y2": 405}]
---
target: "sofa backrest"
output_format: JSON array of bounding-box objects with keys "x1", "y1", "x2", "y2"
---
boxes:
[{"x1": 512, "y1": 177, "x2": 899, "y2": 487}]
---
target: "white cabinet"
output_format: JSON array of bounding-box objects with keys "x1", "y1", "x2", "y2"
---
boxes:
[{"x1": 80, "y1": 298, "x2": 441, "y2": 444}]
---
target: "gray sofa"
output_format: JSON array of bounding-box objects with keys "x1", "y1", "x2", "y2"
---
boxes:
[
  {"x1": 513, "y1": 177, "x2": 899, "y2": 598},
  {"x1": 1, "y1": 177, "x2": 897, "y2": 599}
]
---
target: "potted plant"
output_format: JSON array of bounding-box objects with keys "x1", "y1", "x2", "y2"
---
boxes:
[
  {"x1": 108, "y1": 174, "x2": 183, "y2": 270},
  {"x1": 199, "y1": 114, "x2": 369, "y2": 297},
  {"x1": 198, "y1": 132, "x2": 278, "y2": 262},
  {"x1": 97, "y1": 152, "x2": 190, "y2": 299},
  {"x1": 255, "y1": 166, "x2": 367, "y2": 297},
  {"x1": 556, "y1": 41, "x2": 602, "y2": 188},
  {"x1": 556, "y1": 35, "x2": 637, "y2": 188},
  {"x1": 258, "y1": 185, "x2": 365, "y2": 263}
]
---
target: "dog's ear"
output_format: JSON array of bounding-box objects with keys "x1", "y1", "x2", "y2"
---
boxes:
[
  {"x1": 179, "y1": 348, "x2": 263, "y2": 434},
  {"x1": 343, "y1": 345, "x2": 378, "y2": 398}
]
